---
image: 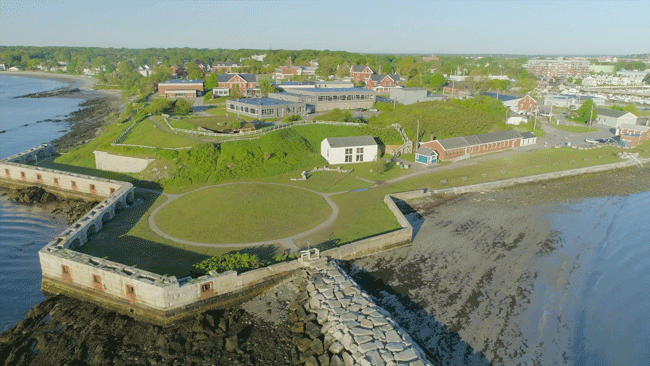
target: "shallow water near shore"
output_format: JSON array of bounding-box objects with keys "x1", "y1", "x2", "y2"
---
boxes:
[
  {"x1": 0, "y1": 74, "x2": 82, "y2": 158},
  {"x1": 0, "y1": 75, "x2": 81, "y2": 331}
]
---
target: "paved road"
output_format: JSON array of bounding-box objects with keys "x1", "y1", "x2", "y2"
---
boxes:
[{"x1": 147, "y1": 182, "x2": 340, "y2": 251}]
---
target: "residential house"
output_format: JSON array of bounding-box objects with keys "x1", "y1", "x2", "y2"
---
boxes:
[
  {"x1": 194, "y1": 60, "x2": 210, "y2": 73},
  {"x1": 418, "y1": 130, "x2": 529, "y2": 161},
  {"x1": 482, "y1": 92, "x2": 536, "y2": 114},
  {"x1": 310, "y1": 60, "x2": 319, "y2": 67},
  {"x1": 0, "y1": 63, "x2": 6, "y2": 70},
  {"x1": 214, "y1": 73, "x2": 259, "y2": 97},
  {"x1": 616, "y1": 124, "x2": 650, "y2": 147},
  {"x1": 157, "y1": 79, "x2": 204, "y2": 98},
  {"x1": 212, "y1": 62, "x2": 242, "y2": 73},
  {"x1": 226, "y1": 98, "x2": 306, "y2": 119},
  {"x1": 137, "y1": 65, "x2": 153, "y2": 77},
  {"x1": 274, "y1": 66, "x2": 303, "y2": 80},
  {"x1": 366, "y1": 74, "x2": 401, "y2": 93},
  {"x1": 251, "y1": 54, "x2": 267, "y2": 62},
  {"x1": 597, "y1": 108, "x2": 637, "y2": 128},
  {"x1": 349, "y1": 65, "x2": 374, "y2": 82},
  {"x1": 415, "y1": 146, "x2": 438, "y2": 165},
  {"x1": 321, "y1": 136, "x2": 378, "y2": 164}
]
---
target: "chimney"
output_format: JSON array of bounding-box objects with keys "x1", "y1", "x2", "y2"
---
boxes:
[{"x1": 430, "y1": 135, "x2": 434, "y2": 141}]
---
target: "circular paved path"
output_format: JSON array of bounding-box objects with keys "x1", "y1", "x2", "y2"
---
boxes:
[{"x1": 148, "y1": 182, "x2": 339, "y2": 251}]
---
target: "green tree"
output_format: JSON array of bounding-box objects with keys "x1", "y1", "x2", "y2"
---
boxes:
[
  {"x1": 567, "y1": 76, "x2": 573, "y2": 83},
  {"x1": 230, "y1": 84, "x2": 243, "y2": 99},
  {"x1": 193, "y1": 252, "x2": 263, "y2": 274},
  {"x1": 429, "y1": 73, "x2": 447, "y2": 90},
  {"x1": 575, "y1": 100, "x2": 598, "y2": 124},
  {"x1": 186, "y1": 62, "x2": 203, "y2": 80},
  {"x1": 205, "y1": 73, "x2": 220, "y2": 90},
  {"x1": 259, "y1": 80, "x2": 278, "y2": 97}
]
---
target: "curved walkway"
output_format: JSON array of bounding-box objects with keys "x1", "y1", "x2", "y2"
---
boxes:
[{"x1": 148, "y1": 182, "x2": 339, "y2": 251}]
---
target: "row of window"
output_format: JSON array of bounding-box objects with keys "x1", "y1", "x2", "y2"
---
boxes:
[
  {"x1": 5, "y1": 169, "x2": 115, "y2": 194},
  {"x1": 317, "y1": 94, "x2": 371, "y2": 102}
]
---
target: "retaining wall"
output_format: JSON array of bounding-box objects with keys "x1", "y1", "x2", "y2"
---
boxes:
[
  {"x1": 94, "y1": 151, "x2": 154, "y2": 173},
  {"x1": 4, "y1": 145, "x2": 415, "y2": 325}
]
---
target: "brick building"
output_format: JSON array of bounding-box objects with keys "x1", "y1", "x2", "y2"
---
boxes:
[
  {"x1": 212, "y1": 62, "x2": 242, "y2": 73},
  {"x1": 214, "y1": 74, "x2": 259, "y2": 97},
  {"x1": 526, "y1": 58, "x2": 590, "y2": 78},
  {"x1": 349, "y1": 65, "x2": 374, "y2": 82},
  {"x1": 157, "y1": 80, "x2": 204, "y2": 98},
  {"x1": 418, "y1": 130, "x2": 532, "y2": 161},
  {"x1": 366, "y1": 74, "x2": 401, "y2": 93},
  {"x1": 616, "y1": 124, "x2": 650, "y2": 147}
]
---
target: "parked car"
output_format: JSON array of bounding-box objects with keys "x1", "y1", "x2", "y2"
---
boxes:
[{"x1": 585, "y1": 138, "x2": 599, "y2": 144}]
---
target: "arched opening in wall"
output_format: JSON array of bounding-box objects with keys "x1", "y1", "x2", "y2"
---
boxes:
[
  {"x1": 126, "y1": 191, "x2": 135, "y2": 205},
  {"x1": 86, "y1": 224, "x2": 98, "y2": 239},
  {"x1": 69, "y1": 238, "x2": 81, "y2": 250},
  {"x1": 102, "y1": 211, "x2": 113, "y2": 223},
  {"x1": 115, "y1": 200, "x2": 126, "y2": 212}
]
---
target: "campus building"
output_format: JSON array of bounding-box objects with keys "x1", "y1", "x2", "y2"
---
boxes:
[
  {"x1": 526, "y1": 58, "x2": 590, "y2": 78},
  {"x1": 268, "y1": 87, "x2": 376, "y2": 112},
  {"x1": 225, "y1": 98, "x2": 306, "y2": 119},
  {"x1": 157, "y1": 80, "x2": 204, "y2": 97}
]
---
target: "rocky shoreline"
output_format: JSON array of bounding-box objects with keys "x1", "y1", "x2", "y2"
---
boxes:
[{"x1": 1, "y1": 186, "x2": 98, "y2": 224}]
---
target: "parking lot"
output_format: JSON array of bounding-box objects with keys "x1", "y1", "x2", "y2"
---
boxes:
[{"x1": 537, "y1": 120, "x2": 618, "y2": 149}]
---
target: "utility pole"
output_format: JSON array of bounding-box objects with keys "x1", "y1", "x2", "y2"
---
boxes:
[
  {"x1": 589, "y1": 104, "x2": 594, "y2": 126},
  {"x1": 416, "y1": 119, "x2": 420, "y2": 149},
  {"x1": 534, "y1": 108, "x2": 538, "y2": 132}
]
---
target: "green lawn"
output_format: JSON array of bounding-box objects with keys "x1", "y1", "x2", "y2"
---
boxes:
[
  {"x1": 552, "y1": 124, "x2": 598, "y2": 133},
  {"x1": 121, "y1": 119, "x2": 198, "y2": 148},
  {"x1": 154, "y1": 183, "x2": 332, "y2": 243}
]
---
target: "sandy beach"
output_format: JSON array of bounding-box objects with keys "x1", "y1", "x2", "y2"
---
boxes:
[
  {"x1": 346, "y1": 166, "x2": 650, "y2": 365},
  {"x1": 0, "y1": 71, "x2": 99, "y2": 94}
]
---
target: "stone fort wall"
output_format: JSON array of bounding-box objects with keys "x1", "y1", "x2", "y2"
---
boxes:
[{"x1": 3, "y1": 144, "x2": 415, "y2": 325}]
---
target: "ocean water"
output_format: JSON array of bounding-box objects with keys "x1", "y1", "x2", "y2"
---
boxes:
[
  {"x1": 523, "y1": 193, "x2": 650, "y2": 366},
  {"x1": 0, "y1": 75, "x2": 81, "y2": 331},
  {"x1": 0, "y1": 74, "x2": 81, "y2": 159}
]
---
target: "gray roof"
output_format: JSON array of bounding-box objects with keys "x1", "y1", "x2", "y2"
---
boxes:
[
  {"x1": 481, "y1": 92, "x2": 521, "y2": 102},
  {"x1": 217, "y1": 73, "x2": 257, "y2": 83},
  {"x1": 416, "y1": 146, "x2": 437, "y2": 156},
  {"x1": 325, "y1": 135, "x2": 377, "y2": 148},
  {"x1": 351, "y1": 65, "x2": 371, "y2": 73},
  {"x1": 597, "y1": 108, "x2": 633, "y2": 118},
  {"x1": 232, "y1": 98, "x2": 295, "y2": 106},
  {"x1": 161, "y1": 79, "x2": 203, "y2": 84},
  {"x1": 520, "y1": 131, "x2": 536, "y2": 139},
  {"x1": 437, "y1": 130, "x2": 523, "y2": 150}
]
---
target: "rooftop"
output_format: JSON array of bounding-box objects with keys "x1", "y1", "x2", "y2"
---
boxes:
[
  {"x1": 324, "y1": 135, "x2": 377, "y2": 148},
  {"x1": 430, "y1": 130, "x2": 524, "y2": 150},
  {"x1": 161, "y1": 79, "x2": 204, "y2": 84},
  {"x1": 290, "y1": 87, "x2": 373, "y2": 93},
  {"x1": 231, "y1": 98, "x2": 296, "y2": 106},
  {"x1": 597, "y1": 108, "x2": 633, "y2": 118}
]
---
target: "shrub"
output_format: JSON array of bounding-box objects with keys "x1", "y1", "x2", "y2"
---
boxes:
[
  {"x1": 283, "y1": 114, "x2": 302, "y2": 122},
  {"x1": 193, "y1": 252, "x2": 264, "y2": 274},
  {"x1": 173, "y1": 99, "x2": 194, "y2": 115}
]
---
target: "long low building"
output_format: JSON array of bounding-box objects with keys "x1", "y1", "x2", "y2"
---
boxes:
[
  {"x1": 225, "y1": 98, "x2": 307, "y2": 119},
  {"x1": 417, "y1": 130, "x2": 536, "y2": 162},
  {"x1": 157, "y1": 79, "x2": 204, "y2": 97},
  {"x1": 268, "y1": 87, "x2": 376, "y2": 112}
]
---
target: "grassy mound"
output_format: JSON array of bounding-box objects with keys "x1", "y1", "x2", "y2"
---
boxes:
[{"x1": 369, "y1": 96, "x2": 509, "y2": 141}]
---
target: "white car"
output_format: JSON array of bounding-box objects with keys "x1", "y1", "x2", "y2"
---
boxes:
[{"x1": 585, "y1": 138, "x2": 598, "y2": 144}]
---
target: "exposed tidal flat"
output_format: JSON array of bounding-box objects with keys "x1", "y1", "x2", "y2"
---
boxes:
[{"x1": 348, "y1": 167, "x2": 650, "y2": 365}]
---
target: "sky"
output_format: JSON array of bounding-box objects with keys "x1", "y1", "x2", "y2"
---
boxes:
[{"x1": 0, "y1": 0, "x2": 648, "y2": 55}]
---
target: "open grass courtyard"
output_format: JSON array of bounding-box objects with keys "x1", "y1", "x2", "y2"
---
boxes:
[{"x1": 154, "y1": 183, "x2": 333, "y2": 243}]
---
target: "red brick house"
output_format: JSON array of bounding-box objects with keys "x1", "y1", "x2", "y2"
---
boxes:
[
  {"x1": 349, "y1": 65, "x2": 374, "y2": 82},
  {"x1": 214, "y1": 73, "x2": 259, "y2": 97},
  {"x1": 366, "y1": 74, "x2": 401, "y2": 93},
  {"x1": 158, "y1": 80, "x2": 204, "y2": 98},
  {"x1": 212, "y1": 62, "x2": 242, "y2": 73},
  {"x1": 274, "y1": 66, "x2": 303, "y2": 79},
  {"x1": 616, "y1": 124, "x2": 650, "y2": 147},
  {"x1": 517, "y1": 95, "x2": 537, "y2": 113},
  {"x1": 419, "y1": 130, "x2": 528, "y2": 161}
]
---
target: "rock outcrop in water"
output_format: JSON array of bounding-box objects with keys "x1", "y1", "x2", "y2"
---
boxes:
[{"x1": 7, "y1": 186, "x2": 99, "y2": 224}]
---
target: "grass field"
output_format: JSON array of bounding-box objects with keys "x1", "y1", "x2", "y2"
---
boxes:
[
  {"x1": 552, "y1": 124, "x2": 598, "y2": 133},
  {"x1": 121, "y1": 119, "x2": 198, "y2": 148},
  {"x1": 154, "y1": 183, "x2": 332, "y2": 243}
]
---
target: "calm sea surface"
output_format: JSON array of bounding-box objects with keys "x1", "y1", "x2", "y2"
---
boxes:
[
  {"x1": 0, "y1": 75, "x2": 80, "y2": 332},
  {"x1": 0, "y1": 76, "x2": 648, "y2": 365}
]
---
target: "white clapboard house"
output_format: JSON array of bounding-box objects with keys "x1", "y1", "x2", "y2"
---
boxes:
[{"x1": 321, "y1": 136, "x2": 378, "y2": 164}]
